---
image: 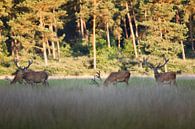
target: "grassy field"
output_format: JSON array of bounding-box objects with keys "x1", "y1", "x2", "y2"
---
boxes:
[{"x1": 0, "y1": 77, "x2": 195, "y2": 129}]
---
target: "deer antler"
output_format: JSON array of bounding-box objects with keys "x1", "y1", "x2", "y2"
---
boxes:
[
  {"x1": 156, "y1": 57, "x2": 169, "y2": 69},
  {"x1": 143, "y1": 57, "x2": 155, "y2": 69},
  {"x1": 14, "y1": 59, "x2": 22, "y2": 69},
  {"x1": 24, "y1": 60, "x2": 33, "y2": 70},
  {"x1": 95, "y1": 71, "x2": 102, "y2": 80},
  {"x1": 91, "y1": 71, "x2": 102, "y2": 86}
]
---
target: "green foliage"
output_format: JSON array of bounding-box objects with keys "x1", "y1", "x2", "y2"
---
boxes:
[
  {"x1": 96, "y1": 47, "x2": 121, "y2": 71},
  {"x1": 72, "y1": 43, "x2": 90, "y2": 56},
  {"x1": 139, "y1": 2, "x2": 188, "y2": 58},
  {"x1": 0, "y1": 0, "x2": 194, "y2": 75},
  {"x1": 122, "y1": 39, "x2": 135, "y2": 58},
  {"x1": 61, "y1": 44, "x2": 72, "y2": 57}
]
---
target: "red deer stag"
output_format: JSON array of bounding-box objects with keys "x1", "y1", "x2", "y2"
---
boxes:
[
  {"x1": 11, "y1": 59, "x2": 49, "y2": 86},
  {"x1": 144, "y1": 57, "x2": 181, "y2": 86},
  {"x1": 103, "y1": 71, "x2": 131, "y2": 86}
]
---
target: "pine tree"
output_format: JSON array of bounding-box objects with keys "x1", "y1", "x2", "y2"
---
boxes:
[
  {"x1": 96, "y1": 0, "x2": 117, "y2": 48},
  {"x1": 0, "y1": 0, "x2": 13, "y2": 56},
  {"x1": 10, "y1": 0, "x2": 67, "y2": 65},
  {"x1": 139, "y1": 1, "x2": 188, "y2": 59},
  {"x1": 185, "y1": 0, "x2": 195, "y2": 51}
]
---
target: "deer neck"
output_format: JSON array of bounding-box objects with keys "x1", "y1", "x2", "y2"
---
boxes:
[{"x1": 153, "y1": 69, "x2": 160, "y2": 79}]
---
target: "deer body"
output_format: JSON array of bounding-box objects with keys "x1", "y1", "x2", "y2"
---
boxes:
[
  {"x1": 144, "y1": 57, "x2": 180, "y2": 86},
  {"x1": 104, "y1": 71, "x2": 130, "y2": 86},
  {"x1": 11, "y1": 59, "x2": 49, "y2": 86},
  {"x1": 23, "y1": 71, "x2": 49, "y2": 86},
  {"x1": 154, "y1": 71, "x2": 177, "y2": 86}
]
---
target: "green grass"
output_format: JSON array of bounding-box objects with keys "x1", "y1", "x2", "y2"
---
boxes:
[{"x1": 0, "y1": 77, "x2": 195, "y2": 129}]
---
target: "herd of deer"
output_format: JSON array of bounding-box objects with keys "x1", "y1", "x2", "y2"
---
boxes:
[
  {"x1": 10, "y1": 57, "x2": 181, "y2": 86},
  {"x1": 92, "y1": 57, "x2": 181, "y2": 87}
]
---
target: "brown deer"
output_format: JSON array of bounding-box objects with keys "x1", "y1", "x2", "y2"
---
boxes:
[
  {"x1": 103, "y1": 71, "x2": 131, "y2": 86},
  {"x1": 11, "y1": 59, "x2": 49, "y2": 86},
  {"x1": 22, "y1": 71, "x2": 49, "y2": 86},
  {"x1": 144, "y1": 57, "x2": 181, "y2": 86}
]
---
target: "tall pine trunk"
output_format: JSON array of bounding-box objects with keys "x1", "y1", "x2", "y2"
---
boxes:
[
  {"x1": 83, "y1": 20, "x2": 88, "y2": 42},
  {"x1": 53, "y1": 15, "x2": 61, "y2": 62},
  {"x1": 43, "y1": 38, "x2": 48, "y2": 66},
  {"x1": 181, "y1": 41, "x2": 186, "y2": 60},
  {"x1": 130, "y1": 1, "x2": 139, "y2": 43},
  {"x1": 39, "y1": 15, "x2": 48, "y2": 65},
  {"x1": 126, "y1": 2, "x2": 138, "y2": 58},
  {"x1": 176, "y1": 11, "x2": 186, "y2": 60},
  {"x1": 52, "y1": 41, "x2": 56, "y2": 59},
  {"x1": 189, "y1": 15, "x2": 194, "y2": 51},
  {"x1": 80, "y1": 18, "x2": 84, "y2": 38},
  {"x1": 49, "y1": 24, "x2": 56, "y2": 59},
  {"x1": 106, "y1": 23, "x2": 111, "y2": 48},
  {"x1": 123, "y1": 18, "x2": 128, "y2": 38},
  {"x1": 92, "y1": 0, "x2": 97, "y2": 70},
  {"x1": 47, "y1": 40, "x2": 51, "y2": 56},
  {"x1": 57, "y1": 41, "x2": 61, "y2": 62},
  {"x1": 117, "y1": 34, "x2": 121, "y2": 48}
]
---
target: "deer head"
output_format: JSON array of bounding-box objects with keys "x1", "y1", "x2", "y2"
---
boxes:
[
  {"x1": 91, "y1": 71, "x2": 102, "y2": 86},
  {"x1": 11, "y1": 59, "x2": 33, "y2": 84},
  {"x1": 143, "y1": 57, "x2": 169, "y2": 74},
  {"x1": 143, "y1": 57, "x2": 179, "y2": 86}
]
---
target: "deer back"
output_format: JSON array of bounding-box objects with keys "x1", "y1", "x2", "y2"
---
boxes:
[
  {"x1": 104, "y1": 71, "x2": 130, "y2": 86},
  {"x1": 155, "y1": 72, "x2": 176, "y2": 82},
  {"x1": 23, "y1": 71, "x2": 48, "y2": 83}
]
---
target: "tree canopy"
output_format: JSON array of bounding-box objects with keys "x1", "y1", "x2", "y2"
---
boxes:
[{"x1": 0, "y1": 0, "x2": 194, "y2": 74}]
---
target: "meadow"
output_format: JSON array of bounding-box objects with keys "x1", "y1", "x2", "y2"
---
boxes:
[{"x1": 0, "y1": 77, "x2": 195, "y2": 129}]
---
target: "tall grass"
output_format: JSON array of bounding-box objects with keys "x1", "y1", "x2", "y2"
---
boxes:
[{"x1": 0, "y1": 78, "x2": 195, "y2": 129}]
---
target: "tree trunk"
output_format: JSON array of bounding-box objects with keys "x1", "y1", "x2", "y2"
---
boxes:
[
  {"x1": 83, "y1": 20, "x2": 88, "y2": 43},
  {"x1": 43, "y1": 38, "x2": 48, "y2": 66},
  {"x1": 126, "y1": 2, "x2": 138, "y2": 58},
  {"x1": 93, "y1": 0, "x2": 96, "y2": 70},
  {"x1": 47, "y1": 40, "x2": 51, "y2": 56},
  {"x1": 123, "y1": 18, "x2": 128, "y2": 38},
  {"x1": 52, "y1": 41, "x2": 56, "y2": 59},
  {"x1": 189, "y1": 15, "x2": 194, "y2": 51},
  {"x1": 181, "y1": 41, "x2": 186, "y2": 60},
  {"x1": 130, "y1": 1, "x2": 139, "y2": 44},
  {"x1": 175, "y1": 10, "x2": 186, "y2": 60},
  {"x1": 11, "y1": 40, "x2": 15, "y2": 57},
  {"x1": 106, "y1": 23, "x2": 111, "y2": 48},
  {"x1": 39, "y1": 14, "x2": 48, "y2": 65},
  {"x1": 57, "y1": 41, "x2": 61, "y2": 62},
  {"x1": 49, "y1": 24, "x2": 56, "y2": 59},
  {"x1": 53, "y1": 15, "x2": 61, "y2": 62},
  {"x1": 80, "y1": 18, "x2": 84, "y2": 38},
  {"x1": 117, "y1": 34, "x2": 121, "y2": 48}
]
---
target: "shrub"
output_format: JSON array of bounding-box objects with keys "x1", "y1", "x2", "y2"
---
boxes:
[{"x1": 61, "y1": 44, "x2": 72, "y2": 57}]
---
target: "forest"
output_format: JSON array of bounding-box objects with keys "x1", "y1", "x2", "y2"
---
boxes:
[{"x1": 0, "y1": 0, "x2": 195, "y2": 76}]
